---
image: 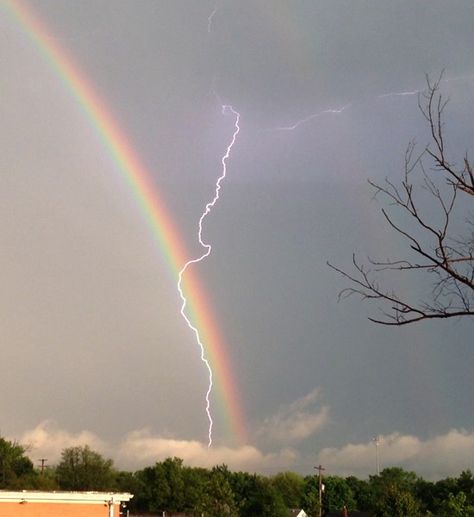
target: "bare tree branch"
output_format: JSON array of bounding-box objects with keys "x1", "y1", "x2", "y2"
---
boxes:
[{"x1": 329, "y1": 74, "x2": 474, "y2": 325}]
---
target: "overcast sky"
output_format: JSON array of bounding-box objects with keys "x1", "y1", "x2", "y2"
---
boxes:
[{"x1": 2, "y1": 0, "x2": 474, "y2": 480}]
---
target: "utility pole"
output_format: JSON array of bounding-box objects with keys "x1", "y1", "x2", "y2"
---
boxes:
[
  {"x1": 37, "y1": 458, "x2": 48, "y2": 475},
  {"x1": 314, "y1": 464, "x2": 325, "y2": 517},
  {"x1": 372, "y1": 436, "x2": 380, "y2": 475}
]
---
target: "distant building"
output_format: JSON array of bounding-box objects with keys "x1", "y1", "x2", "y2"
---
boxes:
[
  {"x1": 289, "y1": 509, "x2": 309, "y2": 517},
  {"x1": 0, "y1": 491, "x2": 133, "y2": 516}
]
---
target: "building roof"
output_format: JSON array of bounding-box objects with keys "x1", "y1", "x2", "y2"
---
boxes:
[
  {"x1": 0, "y1": 491, "x2": 133, "y2": 505},
  {"x1": 289, "y1": 509, "x2": 308, "y2": 517}
]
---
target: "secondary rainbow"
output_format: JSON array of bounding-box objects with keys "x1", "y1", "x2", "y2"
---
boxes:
[{"x1": 4, "y1": 0, "x2": 247, "y2": 445}]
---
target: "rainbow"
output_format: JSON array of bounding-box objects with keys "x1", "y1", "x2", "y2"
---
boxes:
[{"x1": 4, "y1": 0, "x2": 247, "y2": 445}]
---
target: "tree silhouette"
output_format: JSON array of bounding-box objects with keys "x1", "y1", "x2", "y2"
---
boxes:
[{"x1": 329, "y1": 74, "x2": 474, "y2": 325}]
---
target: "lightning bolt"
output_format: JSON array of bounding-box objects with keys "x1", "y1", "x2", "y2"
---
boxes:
[
  {"x1": 275, "y1": 103, "x2": 351, "y2": 131},
  {"x1": 207, "y1": 5, "x2": 218, "y2": 33},
  {"x1": 377, "y1": 89, "x2": 421, "y2": 99},
  {"x1": 177, "y1": 104, "x2": 240, "y2": 448},
  {"x1": 376, "y1": 72, "x2": 474, "y2": 100},
  {"x1": 273, "y1": 72, "x2": 472, "y2": 133}
]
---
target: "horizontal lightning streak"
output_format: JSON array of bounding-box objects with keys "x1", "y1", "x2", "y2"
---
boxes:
[
  {"x1": 275, "y1": 103, "x2": 351, "y2": 131},
  {"x1": 177, "y1": 105, "x2": 240, "y2": 448},
  {"x1": 378, "y1": 72, "x2": 474, "y2": 99},
  {"x1": 377, "y1": 89, "x2": 421, "y2": 99},
  {"x1": 273, "y1": 72, "x2": 474, "y2": 133}
]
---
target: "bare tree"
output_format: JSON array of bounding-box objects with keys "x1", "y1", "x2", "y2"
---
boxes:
[{"x1": 329, "y1": 74, "x2": 474, "y2": 325}]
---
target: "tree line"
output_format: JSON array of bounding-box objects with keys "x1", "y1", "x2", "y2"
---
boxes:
[{"x1": 1, "y1": 436, "x2": 473, "y2": 516}]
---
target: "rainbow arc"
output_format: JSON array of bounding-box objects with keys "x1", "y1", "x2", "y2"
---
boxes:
[{"x1": 4, "y1": 0, "x2": 247, "y2": 445}]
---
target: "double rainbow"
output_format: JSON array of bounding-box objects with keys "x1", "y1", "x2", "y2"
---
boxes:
[{"x1": 4, "y1": 0, "x2": 246, "y2": 445}]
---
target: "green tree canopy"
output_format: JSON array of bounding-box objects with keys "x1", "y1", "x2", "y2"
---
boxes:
[
  {"x1": 0, "y1": 437, "x2": 35, "y2": 489},
  {"x1": 322, "y1": 476, "x2": 357, "y2": 514},
  {"x1": 271, "y1": 471, "x2": 305, "y2": 509},
  {"x1": 56, "y1": 445, "x2": 116, "y2": 490},
  {"x1": 370, "y1": 467, "x2": 419, "y2": 493},
  {"x1": 370, "y1": 467, "x2": 421, "y2": 517},
  {"x1": 345, "y1": 475, "x2": 374, "y2": 512},
  {"x1": 438, "y1": 491, "x2": 474, "y2": 517},
  {"x1": 373, "y1": 484, "x2": 421, "y2": 517},
  {"x1": 135, "y1": 457, "x2": 187, "y2": 513},
  {"x1": 229, "y1": 471, "x2": 288, "y2": 517},
  {"x1": 301, "y1": 475, "x2": 322, "y2": 517},
  {"x1": 199, "y1": 465, "x2": 238, "y2": 516}
]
